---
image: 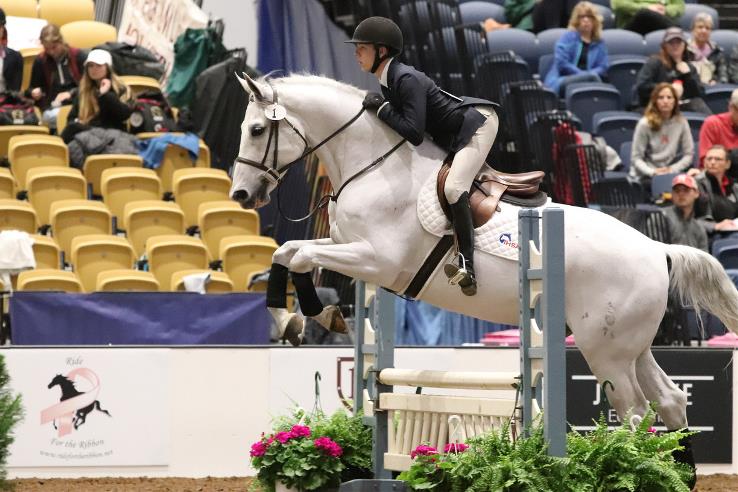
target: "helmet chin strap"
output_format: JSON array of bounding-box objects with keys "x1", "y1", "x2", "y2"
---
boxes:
[{"x1": 370, "y1": 44, "x2": 389, "y2": 74}]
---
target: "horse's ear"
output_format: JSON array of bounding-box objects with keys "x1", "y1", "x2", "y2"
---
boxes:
[{"x1": 235, "y1": 72, "x2": 265, "y2": 101}]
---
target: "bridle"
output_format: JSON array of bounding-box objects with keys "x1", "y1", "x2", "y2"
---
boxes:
[{"x1": 233, "y1": 81, "x2": 405, "y2": 221}]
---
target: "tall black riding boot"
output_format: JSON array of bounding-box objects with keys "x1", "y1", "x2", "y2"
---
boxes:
[{"x1": 444, "y1": 192, "x2": 477, "y2": 296}]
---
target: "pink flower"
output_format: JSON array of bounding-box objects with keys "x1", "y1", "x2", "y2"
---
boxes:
[
  {"x1": 648, "y1": 427, "x2": 657, "y2": 433},
  {"x1": 444, "y1": 442, "x2": 468, "y2": 453},
  {"x1": 410, "y1": 445, "x2": 438, "y2": 459},
  {"x1": 275, "y1": 431, "x2": 293, "y2": 444},
  {"x1": 314, "y1": 437, "x2": 343, "y2": 457},
  {"x1": 250, "y1": 440, "x2": 269, "y2": 457},
  {"x1": 290, "y1": 425, "x2": 311, "y2": 438}
]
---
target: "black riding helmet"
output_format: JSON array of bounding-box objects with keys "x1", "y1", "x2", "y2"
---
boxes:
[{"x1": 345, "y1": 16, "x2": 403, "y2": 73}]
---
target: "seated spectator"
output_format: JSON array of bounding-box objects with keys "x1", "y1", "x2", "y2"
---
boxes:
[
  {"x1": 612, "y1": 0, "x2": 683, "y2": 35},
  {"x1": 0, "y1": 9, "x2": 22, "y2": 92},
  {"x1": 692, "y1": 145, "x2": 738, "y2": 233},
  {"x1": 687, "y1": 13, "x2": 727, "y2": 86},
  {"x1": 543, "y1": 1, "x2": 608, "y2": 97},
  {"x1": 630, "y1": 83, "x2": 693, "y2": 186},
  {"x1": 27, "y1": 24, "x2": 86, "y2": 130},
  {"x1": 635, "y1": 27, "x2": 711, "y2": 114},
  {"x1": 62, "y1": 49, "x2": 132, "y2": 142},
  {"x1": 697, "y1": 88, "x2": 738, "y2": 174},
  {"x1": 665, "y1": 173, "x2": 708, "y2": 251}
]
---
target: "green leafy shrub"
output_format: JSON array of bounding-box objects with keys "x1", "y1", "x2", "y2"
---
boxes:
[{"x1": 0, "y1": 354, "x2": 22, "y2": 487}]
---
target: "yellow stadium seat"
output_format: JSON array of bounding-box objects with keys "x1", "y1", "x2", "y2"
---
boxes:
[
  {"x1": 197, "y1": 201, "x2": 260, "y2": 260},
  {"x1": 122, "y1": 200, "x2": 185, "y2": 257},
  {"x1": 30, "y1": 234, "x2": 61, "y2": 269},
  {"x1": 83, "y1": 154, "x2": 143, "y2": 197},
  {"x1": 39, "y1": 0, "x2": 94, "y2": 26},
  {"x1": 59, "y1": 20, "x2": 116, "y2": 49},
  {"x1": 0, "y1": 199, "x2": 37, "y2": 233},
  {"x1": 0, "y1": 126, "x2": 49, "y2": 160},
  {"x1": 171, "y1": 269, "x2": 234, "y2": 293},
  {"x1": 25, "y1": 167, "x2": 86, "y2": 226},
  {"x1": 172, "y1": 168, "x2": 232, "y2": 227},
  {"x1": 146, "y1": 235, "x2": 209, "y2": 291},
  {"x1": 100, "y1": 167, "x2": 162, "y2": 220},
  {"x1": 0, "y1": 168, "x2": 16, "y2": 199},
  {"x1": 157, "y1": 144, "x2": 197, "y2": 194},
  {"x1": 220, "y1": 236, "x2": 278, "y2": 291},
  {"x1": 118, "y1": 76, "x2": 161, "y2": 97},
  {"x1": 70, "y1": 234, "x2": 135, "y2": 292},
  {"x1": 96, "y1": 269, "x2": 160, "y2": 292},
  {"x1": 3, "y1": 0, "x2": 39, "y2": 17},
  {"x1": 49, "y1": 199, "x2": 112, "y2": 255},
  {"x1": 195, "y1": 141, "x2": 210, "y2": 167},
  {"x1": 17, "y1": 269, "x2": 83, "y2": 292},
  {"x1": 55, "y1": 104, "x2": 73, "y2": 135},
  {"x1": 20, "y1": 46, "x2": 42, "y2": 92},
  {"x1": 9, "y1": 134, "x2": 68, "y2": 190}
]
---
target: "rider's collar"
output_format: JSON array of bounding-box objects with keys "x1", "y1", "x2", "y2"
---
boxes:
[{"x1": 379, "y1": 57, "x2": 394, "y2": 88}]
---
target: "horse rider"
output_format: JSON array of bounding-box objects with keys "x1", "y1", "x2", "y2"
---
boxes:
[{"x1": 346, "y1": 16, "x2": 500, "y2": 296}]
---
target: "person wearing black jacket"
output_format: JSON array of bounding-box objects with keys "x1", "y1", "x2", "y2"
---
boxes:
[
  {"x1": 346, "y1": 17, "x2": 500, "y2": 296},
  {"x1": 635, "y1": 27, "x2": 711, "y2": 114},
  {"x1": 0, "y1": 8, "x2": 22, "y2": 92}
]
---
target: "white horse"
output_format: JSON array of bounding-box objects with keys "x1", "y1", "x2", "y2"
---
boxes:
[{"x1": 230, "y1": 73, "x2": 738, "y2": 443}]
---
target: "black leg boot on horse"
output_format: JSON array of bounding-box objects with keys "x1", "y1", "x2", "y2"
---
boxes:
[{"x1": 444, "y1": 191, "x2": 477, "y2": 296}]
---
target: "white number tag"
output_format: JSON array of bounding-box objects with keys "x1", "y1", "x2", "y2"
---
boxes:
[{"x1": 265, "y1": 104, "x2": 287, "y2": 121}]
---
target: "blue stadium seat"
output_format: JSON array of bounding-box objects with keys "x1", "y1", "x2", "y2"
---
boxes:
[
  {"x1": 619, "y1": 141, "x2": 632, "y2": 173},
  {"x1": 682, "y1": 111, "x2": 706, "y2": 143},
  {"x1": 704, "y1": 84, "x2": 738, "y2": 115},
  {"x1": 644, "y1": 30, "x2": 666, "y2": 55},
  {"x1": 601, "y1": 29, "x2": 648, "y2": 56},
  {"x1": 486, "y1": 29, "x2": 539, "y2": 72},
  {"x1": 565, "y1": 83, "x2": 622, "y2": 132},
  {"x1": 651, "y1": 172, "x2": 679, "y2": 201},
  {"x1": 607, "y1": 55, "x2": 647, "y2": 108},
  {"x1": 536, "y1": 27, "x2": 567, "y2": 53},
  {"x1": 680, "y1": 4, "x2": 719, "y2": 30},
  {"x1": 716, "y1": 244, "x2": 738, "y2": 270},
  {"x1": 459, "y1": 1, "x2": 506, "y2": 24},
  {"x1": 712, "y1": 236, "x2": 738, "y2": 257},
  {"x1": 593, "y1": 111, "x2": 641, "y2": 153},
  {"x1": 711, "y1": 30, "x2": 738, "y2": 58},
  {"x1": 596, "y1": 5, "x2": 616, "y2": 30},
  {"x1": 538, "y1": 53, "x2": 554, "y2": 79}
]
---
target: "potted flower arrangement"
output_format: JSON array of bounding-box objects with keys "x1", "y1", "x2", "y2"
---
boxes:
[{"x1": 249, "y1": 407, "x2": 372, "y2": 491}]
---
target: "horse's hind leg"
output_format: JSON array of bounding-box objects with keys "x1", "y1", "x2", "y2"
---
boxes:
[
  {"x1": 588, "y1": 357, "x2": 650, "y2": 428},
  {"x1": 94, "y1": 401, "x2": 112, "y2": 417},
  {"x1": 635, "y1": 350, "x2": 687, "y2": 429}
]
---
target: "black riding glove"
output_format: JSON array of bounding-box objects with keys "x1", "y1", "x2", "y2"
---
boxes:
[{"x1": 362, "y1": 92, "x2": 385, "y2": 111}]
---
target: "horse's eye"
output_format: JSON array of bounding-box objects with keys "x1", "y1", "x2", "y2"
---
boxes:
[{"x1": 251, "y1": 125, "x2": 266, "y2": 137}]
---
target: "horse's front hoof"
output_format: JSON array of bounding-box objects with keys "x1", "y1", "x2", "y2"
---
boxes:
[
  {"x1": 282, "y1": 314, "x2": 304, "y2": 347},
  {"x1": 326, "y1": 305, "x2": 347, "y2": 333}
]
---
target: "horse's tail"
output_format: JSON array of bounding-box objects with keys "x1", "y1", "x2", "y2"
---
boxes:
[{"x1": 664, "y1": 244, "x2": 738, "y2": 333}]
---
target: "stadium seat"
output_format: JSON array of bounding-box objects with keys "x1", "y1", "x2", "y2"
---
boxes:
[
  {"x1": 650, "y1": 172, "x2": 679, "y2": 201},
  {"x1": 100, "y1": 167, "x2": 162, "y2": 220},
  {"x1": 593, "y1": 111, "x2": 641, "y2": 155},
  {"x1": 25, "y1": 167, "x2": 86, "y2": 226},
  {"x1": 486, "y1": 29, "x2": 539, "y2": 73},
  {"x1": 0, "y1": 126, "x2": 49, "y2": 160},
  {"x1": 220, "y1": 236, "x2": 278, "y2": 291},
  {"x1": 171, "y1": 269, "x2": 234, "y2": 293},
  {"x1": 30, "y1": 234, "x2": 61, "y2": 269},
  {"x1": 59, "y1": 20, "x2": 116, "y2": 49},
  {"x1": 0, "y1": 199, "x2": 37, "y2": 233},
  {"x1": 172, "y1": 168, "x2": 232, "y2": 227},
  {"x1": 50, "y1": 199, "x2": 112, "y2": 255},
  {"x1": 8, "y1": 133, "x2": 66, "y2": 190},
  {"x1": 17, "y1": 269, "x2": 83, "y2": 292},
  {"x1": 145, "y1": 235, "x2": 209, "y2": 290},
  {"x1": 606, "y1": 55, "x2": 647, "y2": 108},
  {"x1": 537, "y1": 53, "x2": 554, "y2": 80},
  {"x1": 704, "y1": 84, "x2": 738, "y2": 115},
  {"x1": 711, "y1": 236, "x2": 738, "y2": 257},
  {"x1": 20, "y1": 47, "x2": 42, "y2": 92},
  {"x1": 565, "y1": 83, "x2": 622, "y2": 133},
  {"x1": 70, "y1": 234, "x2": 136, "y2": 292},
  {"x1": 157, "y1": 141, "x2": 207, "y2": 193},
  {"x1": 83, "y1": 154, "x2": 144, "y2": 197},
  {"x1": 197, "y1": 201, "x2": 261, "y2": 260},
  {"x1": 711, "y1": 30, "x2": 738, "y2": 57},
  {"x1": 55, "y1": 104, "x2": 73, "y2": 135},
  {"x1": 122, "y1": 200, "x2": 186, "y2": 256},
  {"x1": 39, "y1": 0, "x2": 94, "y2": 25},
  {"x1": 0, "y1": 168, "x2": 16, "y2": 199},
  {"x1": 96, "y1": 269, "x2": 160, "y2": 292},
  {"x1": 600, "y1": 29, "x2": 647, "y2": 56},
  {"x1": 644, "y1": 30, "x2": 666, "y2": 54},
  {"x1": 117, "y1": 76, "x2": 161, "y2": 97},
  {"x1": 459, "y1": 1, "x2": 506, "y2": 24},
  {"x1": 535, "y1": 28, "x2": 567, "y2": 68},
  {"x1": 682, "y1": 111, "x2": 707, "y2": 142},
  {"x1": 619, "y1": 141, "x2": 632, "y2": 173},
  {"x1": 716, "y1": 244, "x2": 738, "y2": 270},
  {"x1": 680, "y1": 4, "x2": 719, "y2": 31},
  {"x1": 3, "y1": 0, "x2": 39, "y2": 17},
  {"x1": 590, "y1": 176, "x2": 645, "y2": 207}
]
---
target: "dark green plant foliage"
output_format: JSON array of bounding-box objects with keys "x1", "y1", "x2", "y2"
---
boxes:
[
  {"x1": 0, "y1": 355, "x2": 23, "y2": 487},
  {"x1": 399, "y1": 409, "x2": 693, "y2": 492}
]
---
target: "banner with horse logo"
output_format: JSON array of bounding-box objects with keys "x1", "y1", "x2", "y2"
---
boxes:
[{"x1": 4, "y1": 349, "x2": 169, "y2": 467}]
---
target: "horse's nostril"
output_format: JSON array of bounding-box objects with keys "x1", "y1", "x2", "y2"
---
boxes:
[{"x1": 233, "y1": 189, "x2": 249, "y2": 202}]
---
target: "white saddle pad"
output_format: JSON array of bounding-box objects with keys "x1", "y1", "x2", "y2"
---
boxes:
[{"x1": 416, "y1": 173, "x2": 549, "y2": 262}]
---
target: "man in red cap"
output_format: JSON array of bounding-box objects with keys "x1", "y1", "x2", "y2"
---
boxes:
[{"x1": 665, "y1": 173, "x2": 708, "y2": 251}]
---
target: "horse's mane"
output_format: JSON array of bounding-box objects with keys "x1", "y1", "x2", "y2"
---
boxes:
[{"x1": 264, "y1": 73, "x2": 365, "y2": 100}]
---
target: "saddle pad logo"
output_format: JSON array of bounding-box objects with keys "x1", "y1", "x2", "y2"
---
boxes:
[{"x1": 499, "y1": 233, "x2": 519, "y2": 249}]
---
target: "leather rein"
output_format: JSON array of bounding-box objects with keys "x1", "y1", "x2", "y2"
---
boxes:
[{"x1": 233, "y1": 82, "x2": 405, "y2": 222}]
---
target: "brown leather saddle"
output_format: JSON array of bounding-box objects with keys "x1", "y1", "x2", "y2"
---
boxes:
[{"x1": 437, "y1": 159, "x2": 548, "y2": 227}]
